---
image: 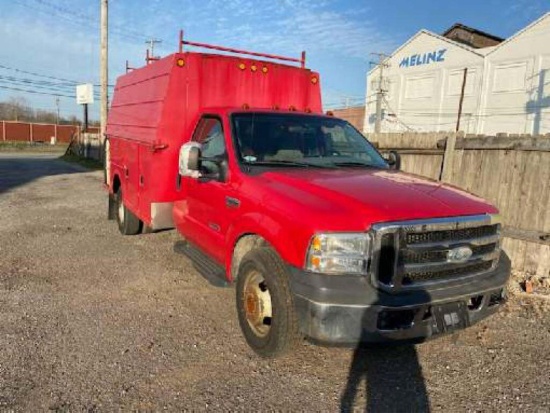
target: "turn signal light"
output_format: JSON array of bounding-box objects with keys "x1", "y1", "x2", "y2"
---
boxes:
[{"x1": 176, "y1": 58, "x2": 185, "y2": 67}]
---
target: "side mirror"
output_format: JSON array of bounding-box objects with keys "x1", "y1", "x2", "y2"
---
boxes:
[
  {"x1": 179, "y1": 142, "x2": 202, "y2": 178},
  {"x1": 386, "y1": 150, "x2": 401, "y2": 170}
]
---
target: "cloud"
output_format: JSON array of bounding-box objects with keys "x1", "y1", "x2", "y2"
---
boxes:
[
  {"x1": 204, "y1": 1, "x2": 398, "y2": 60},
  {"x1": 0, "y1": 0, "x2": 400, "y2": 117}
]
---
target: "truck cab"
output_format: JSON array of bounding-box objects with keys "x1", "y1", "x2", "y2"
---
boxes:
[{"x1": 106, "y1": 33, "x2": 511, "y2": 357}]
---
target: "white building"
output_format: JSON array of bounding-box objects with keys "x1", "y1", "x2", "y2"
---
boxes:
[{"x1": 364, "y1": 13, "x2": 550, "y2": 135}]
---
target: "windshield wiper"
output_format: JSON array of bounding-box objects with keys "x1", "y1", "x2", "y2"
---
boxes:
[
  {"x1": 331, "y1": 160, "x2": 379, "y2": 168},
  {"x1": 245, "y1": 160, "x2": 335, "y2": 169}
]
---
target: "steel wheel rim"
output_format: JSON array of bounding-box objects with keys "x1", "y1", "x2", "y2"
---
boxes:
[{"x1": 243, "y1": 269, "x2": 272, "y2": 338}]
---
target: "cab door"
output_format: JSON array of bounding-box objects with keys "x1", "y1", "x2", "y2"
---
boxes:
[{"x1": 183, "y1": 115, "x2": 236, "y2": 264}]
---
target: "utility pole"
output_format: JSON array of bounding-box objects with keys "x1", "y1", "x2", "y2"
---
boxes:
[
  {"x1": 55, "y1": 98, "x2": 60, "y2": 124},
  {"x1": 455, "y1": 68, "x2": 468, "y2": 132},
  {"x1": 83, "y1": 103, "x2": 89, "y2": 132},
  {"x1": 146, "y1": 38, "x2": 162, "y2": 59},
  {"x1": 100, "y1": 0, "x2": 108, "y2": 148},
  {"x1": 370, "y1": 53, "x2": 389, "y2": 133}
]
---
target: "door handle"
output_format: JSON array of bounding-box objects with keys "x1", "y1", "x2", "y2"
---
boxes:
[{"x1": 225, "y1": 197, "x2": 240, "y2": 208}]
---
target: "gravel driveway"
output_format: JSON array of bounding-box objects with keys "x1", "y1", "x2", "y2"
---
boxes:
[{"x1": 0, "y1": 152, "x2": 548, "y2": 411}]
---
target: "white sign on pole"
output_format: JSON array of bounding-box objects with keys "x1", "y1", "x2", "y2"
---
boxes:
[{"x1": 76, "y1": 83, "x2": 94, "y2": 105}]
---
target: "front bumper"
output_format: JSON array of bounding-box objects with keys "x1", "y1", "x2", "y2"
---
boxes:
[{"x1": 288, "y1": 252, "x2": 511, "y2": 345}]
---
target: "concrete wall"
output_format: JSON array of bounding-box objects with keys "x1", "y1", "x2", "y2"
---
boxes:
[
  {"x1": 364, "y1": 13, "x2": 550, "y2": 137},
  {"x1": 480, "y1": 14, "x2": 550, "y2": 135},
  {"x1": 365, "y1": 31, "x2": 485, "y2": 134}
]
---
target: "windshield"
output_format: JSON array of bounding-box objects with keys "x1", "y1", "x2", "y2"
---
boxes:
[{"x1": 231, "y1": 113, "x2": 388, "y2": 169}]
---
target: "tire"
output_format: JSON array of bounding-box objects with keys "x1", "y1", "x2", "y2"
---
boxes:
[
  {"x1": 236, "y1": 247, "x2": 301, "y2": 358},
  {"x1": 115, "y1": 188, "x2": 141, "y2": 235}
]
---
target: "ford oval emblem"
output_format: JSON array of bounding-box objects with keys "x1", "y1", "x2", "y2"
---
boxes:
[{"x1": 447, "y1": 246, "x2": 473, "y2": 263}]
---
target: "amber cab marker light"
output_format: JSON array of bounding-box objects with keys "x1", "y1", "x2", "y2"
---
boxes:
[
  {"x1": 311, "y1": 76, "x2": 318, "y2": 84},
  {"x1": 238, "y1": 63, "x2": 246, "y2": 70},
  {"x1": 176, "y1": 58, "x2": 185, "y2": 67},
  {"x1": 289, "y1": 105, "x2": 297, "y2": 111},
  {"x1": 262, "y1": 66, "x2": 268, "y2": 74},
  {"x1": 251, "y1": 64, "x2": 258, "y2": 72},
  {"x1": 242, "y1": 103, "x2": 250, "y2": 109},
  {"x1": 326, "y1": 111, "x2": 334, "y2": 116}
]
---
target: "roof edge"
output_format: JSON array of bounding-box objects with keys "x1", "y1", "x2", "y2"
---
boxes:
[
  {"x1": 442, "y1": 23, "x2": 505, "y2": 42},
  {"x1": 485, "y1": 12, "x2": 550, "y2": 55},
  {"x1": 367, "y1": 29, "x2": 484, "y2": 75}
]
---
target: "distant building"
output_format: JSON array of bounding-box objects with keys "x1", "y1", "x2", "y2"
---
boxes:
[
  {"x1": 364, "y1": 13, "x2": 550, "y2": 135},
  {"x1": 442, "y1": 23, "x2": 504, "y2": 49},
  {"x1": 331, "y1": 106, "x2": 365, "y2": 130}
]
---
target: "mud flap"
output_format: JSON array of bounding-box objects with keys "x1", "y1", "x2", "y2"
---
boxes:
[{"x1": 108, "y1": 193, "x2": 116, "y2": 220}]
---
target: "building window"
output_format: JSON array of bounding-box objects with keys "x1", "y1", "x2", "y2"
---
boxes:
[
  {"x1": 492, "y1": 62, "x2": 527, "y2": 93},
  {"x1": 405, "y1": 75, "x2": 435, "y2": 99},
  {"x1": 447, "y1": 69, "x2": 476, "y2": 96}
]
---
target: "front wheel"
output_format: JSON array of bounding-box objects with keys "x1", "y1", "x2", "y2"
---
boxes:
[
  {"x1": 115, "y1": 188, "x2": 141, "y2": 235},
  {"x1": 236, "y1": 247, "x2": 301, "y2": 358}
]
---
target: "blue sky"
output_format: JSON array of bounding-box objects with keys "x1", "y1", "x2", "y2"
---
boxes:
[{"x1": 0, "y1": 0, "x2": 548, "y2": 121}]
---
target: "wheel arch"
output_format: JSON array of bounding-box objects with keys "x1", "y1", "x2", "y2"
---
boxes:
[
  {"x1": 112, "y1": 173, "x2": 121, "y2": 194},
  {"x1": 226, "y1": 216, "x2": 306, "y2": 281},
  {"x1": 230, "y1": 234, "x2": 271, "y2": 281},
  {"x1": 108, "y1": 173, "x2": 122, "y2": 220}
]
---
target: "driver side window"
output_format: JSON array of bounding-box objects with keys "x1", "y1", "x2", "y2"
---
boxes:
[{"x1": 192, "y1": 117, "x2": 226, "y2": 174}]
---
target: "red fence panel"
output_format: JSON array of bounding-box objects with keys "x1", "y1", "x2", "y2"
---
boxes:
[
  {"x1": 5, "y1": 122, "x2": 30, "y2": 141},
  {"x1": 32, "y1": 124, "x2": 56, "y2": 142},
  {"x1": 0, "y1": 121, "x2": 99, "y2": 143}
]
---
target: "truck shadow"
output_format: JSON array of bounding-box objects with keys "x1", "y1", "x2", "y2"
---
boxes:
[
  {"x1": 0, "y1": 154, "x2": 87, "y2": 195},
  {"x1": 340, "y1": 343, "x2": 429, "y2": 412},
  {"x1": 340, "y1": 289, "x2": 431, "y2": 412}
]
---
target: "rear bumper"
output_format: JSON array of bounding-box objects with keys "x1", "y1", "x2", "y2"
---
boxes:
[{"x1": 288, "y1": 252, "x2": 511, "y2": 345}]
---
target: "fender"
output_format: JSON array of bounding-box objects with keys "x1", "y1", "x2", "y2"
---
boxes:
[
  {"x1": 109, "y1": 162, "x2": 124, "y2": 194},
  {"x1": 225, "y1": 212, "x2": 308, "y2": 280}
]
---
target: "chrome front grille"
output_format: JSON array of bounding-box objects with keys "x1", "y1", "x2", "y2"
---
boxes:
[
  {"x1": 405, "y1": 225, "x2": 498, "y2": 245},
  {"x1": 370, "y1": 215, "x2": 501, "y2": 291}
]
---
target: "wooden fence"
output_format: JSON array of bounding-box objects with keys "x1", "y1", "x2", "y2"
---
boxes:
[
  {"x1": 370, "y1": 132, "x2": 550, "y2": 276},
  {"x1": 1, "y1": 121, "x2": 99, "y2": 143}
]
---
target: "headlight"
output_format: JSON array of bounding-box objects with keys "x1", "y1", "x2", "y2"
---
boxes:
[{"x1": 305, "y1": 233, "x2": 371, "y2": 275}]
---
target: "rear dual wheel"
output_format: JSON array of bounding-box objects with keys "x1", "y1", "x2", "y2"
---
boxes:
[
  {"x1": 115, "y1": 188, "x2": 141, "y2": 235},
  {"x1": 236, "y1": 247, "x2": 301, "y2": 358}
]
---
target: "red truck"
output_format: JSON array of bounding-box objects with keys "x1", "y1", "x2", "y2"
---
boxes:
[{"x1": 106, "y1": 33, "x2": 511, "y2": 357}]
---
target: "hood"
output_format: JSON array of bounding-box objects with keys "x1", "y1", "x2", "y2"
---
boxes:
[{"x1": 256, "y1": 168, "x2": 497, "y2": 229}]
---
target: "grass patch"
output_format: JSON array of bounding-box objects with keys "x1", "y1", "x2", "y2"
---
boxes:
[
  {"x1": 0, "y1": 141, "x2": 68, "y2": 152},
  {"x1": 60, "y1": 153, "x2": 104, "y2": 170}
]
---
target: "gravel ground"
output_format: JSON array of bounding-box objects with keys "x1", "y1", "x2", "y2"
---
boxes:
[{"x1": 0, "y1": 152, "x2": 549, "y2": 412}]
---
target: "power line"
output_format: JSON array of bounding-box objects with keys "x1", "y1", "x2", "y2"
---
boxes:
[
  {"x1": 382, "y1": 96, "x2": 416, "y2": 132},
  {"x1": 0, "y1": 84, "x2": 74, "y2": 98},
  {"x1": 0, "y1": 76, "x2": 102, "y2": 100},
  {"x1": 0, "y1": 64, "x2": 114, "y2": 88},
  {"x1": 15, "y1": 0, "x2": 166, "y2": 46}
]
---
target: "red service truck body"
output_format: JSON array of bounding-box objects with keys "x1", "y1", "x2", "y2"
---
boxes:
[{"x1": 106, "y1": 36, "x2": 511, "y2": 357}]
